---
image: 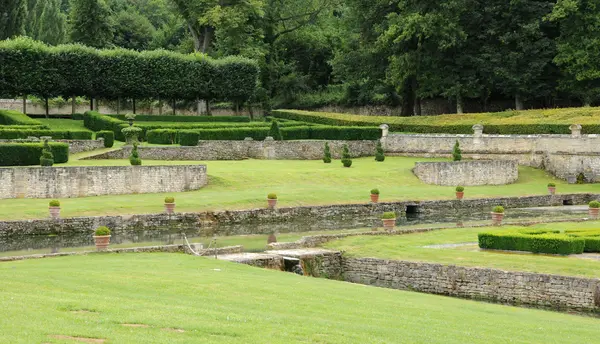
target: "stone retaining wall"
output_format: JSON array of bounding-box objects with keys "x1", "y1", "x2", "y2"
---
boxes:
[
  {"x1": 0, "y1": 165, "x2": 207, "y2": 199},
  {"x1": 413, "y1": 160, "x2": 518, "y2": 186},
  {"x1": 336, "y1": 257, "x2": 600, "y2": 312},
  {"x1": 0, "y1": 194, "x2": 593, "y2": 236},
  {"x1": 86, "y1": 140, "x2": 376, "y2": 160},
  {"x1": 0, "y1": 138, "x2": 105, "y2": 154}
]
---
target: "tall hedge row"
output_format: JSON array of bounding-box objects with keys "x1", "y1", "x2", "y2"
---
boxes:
[
  {"x1": 0, "y1": 143, "x2": 69, "y2": 166},
  {"x1": 0, "y1": 37, "x2": 258, "y2": 103}
]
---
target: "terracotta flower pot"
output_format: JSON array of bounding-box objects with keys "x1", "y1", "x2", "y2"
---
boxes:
[
  {"x1": 267, "y1": 199, "x2": 277, "y2": 209},
  {"x1": 491, "y1": 212, "x2": 504, "y2": 226},
  {"x1": 93, "y1": 235, "x2": 111, "y2": 251},
  {"x1": 456, "y1": 192, "x2": 464, "y2": 200},
  {"x1": 548, "y1": 187, "x2": 556, "y2": 195},
  {"x1": 382, "y1": 218, "x2": 396, "y2": 230},
  {"x1": 370, "y1": 194, "x2": 379, "y2": 203},
  {"x1": 267, "y1": 233, "x2": 277, "y2": 244},
  {"x1": 589, "y1": 207, "x2": 599, "y2": 218},
  {"x1": 49, "y1": 206, "x2": 60, "y2": 219},
  {"x1": 164, "y1": 203, "x2": 176, "y2": 214}
]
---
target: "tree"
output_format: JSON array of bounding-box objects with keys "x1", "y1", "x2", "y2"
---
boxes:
[
  {"x1": 0, "y1": 0, "x2": 28, "y2": 40},
  {"x1": 550, "y1": 0, "x2": 600, "y2": 105},
  {"x1": 452, "y1": 140, "x2": 462, "y2": 161},
  {"x1": 268, "y1": 120, "x2": 283, "y2": 140},
  {"x1": 341, "y1": 144, "x2": 352, "y2": 167},
  {"x1": 129, "y1": 142, "x2": 142, "y2": 165},
  {"x1": 36, "y1": 0, "x2": 67, "y2": 45},
  {"x1": 375, "y1": 140, "x2": 385, "y2": 162},
  {"x1": 69, "y1": 0, "x2": 114, "y2": 48},
  {"x1": 40, "y1": 140, "x2": 54, "y2": 166},
  {"x1": 323, "y1": 142, "x2": 332, "y2": 163},
  {"x1": 112, "y1": 11, "x2": 156, "y2": 50}
]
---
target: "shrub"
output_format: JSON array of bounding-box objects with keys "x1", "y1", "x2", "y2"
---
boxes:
[
  {"x1": 164, "y1": 197, "x2": 175, "y2": 204},
  {"x1": 108, "y1": 114, "x2": 250, "y2": 123},
  {"x1": 129, "y1": 142, "x2": 142, "y2": 166},
  {"x1": 375, "y1": 140, "x2": 385, "y2": 162},
  {"x1": 0, "y1": 143, "x2": 68, "y2": 166},
  {"x1": 478, "y1": 231, "x2": 585, "y2": 255},
  {"x1": 382, "y1": 211, "x2": 396, "y2": 219},
  {"x1": 452, "y1": 140, "x2": 462, "y2": 161},
  {"x1": 94, "y1": 226, "x2": 111, "y2": 236},
  {"x1": 122, "y1": 126, "x2": 143, "y2": 143},
  {"x1": 147, "y1": 129, "x2": 179, "y2": 145},
  {"x1": 370, "y1": 189, "x2": 380, "y2": 195},
  {"x1": 547, "y1": 183, "x2": 556, "y2": 187},
  {"x1": 49, "y1": 200, "x2": 60, "y2": 207},
  {"x1": 492, "y1": 206, "x2": 505, "y2": 213},
  {"x1": 178, "y1": 131, "x2": 200, "y2": 146},
  {"x1": 96, "y1": 131, "x2": 114, "y2": 148},
  {"x1": 267, "y1": 193, "x2": 277, "y2": 200},
  {"x1": 0, "y1": 110, "x2": 43, "y2": 126},
  {"x1": 323, "y1": 142, "x2": 332, "y2": 163},
  {"x1": 341, "y1": 144, "x2": 352, "y2": 168},
  {"x1": 268, "y1": 120, "x2": 283, "y2": 140},
  {"x1": 589, "y1": 201, "x2": 600, "y2": 208},
  {"x1": 39, "y1": 140, "x2": 54, "y2": 166},
  {"x1": 0, "y1": 129, "x2": 92, "y2": 140},
  {"x1": 456, "y1": 186, "x2": 465, "y2": 192}
]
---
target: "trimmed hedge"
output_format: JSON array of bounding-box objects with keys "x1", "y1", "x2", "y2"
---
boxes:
[
  {"x1": 272, "y1": 109, "x2": 600, "y2": 135},
  {"x1": 178, "y1": 131, "x2": 200, "y2": 146},
  {"x1": 0, "y1": 110, "x2": 43, "y2": 126},
  {"x1": 0, "y1": 129, "x2": 92, "y2": 140},
  {"x1": 478, "y1": 230, "x2": 585, "y2": 255},
  {"x1": 83, "y1": 111, "x2": 128, "y2": 141},
  {"x1": 0, "y1": 142, "x2": 69, "y2": 166},
  {"x1": 146, "y1": 125, "x2": 380, "y2": 144},
  {"x1": 107, "y1": 114, "x2": 250, "y2": 123},
  {"x1": 96, "y1": 131, "x2": 114, "y2": 148},
  {"x1": 565, "y1": 230, "x2": 600, "y2": 252}
]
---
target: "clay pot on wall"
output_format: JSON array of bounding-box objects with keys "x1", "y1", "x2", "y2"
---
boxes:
[
  {"x1": 370, "y1": 194, "x2": 379, "y2": 203},
  {"x1": 455, "y1": 192, "x2": 464, "y2": 200},
  {"x1": 164, "y1": 203, "x2": 176, "y2": 214},
  {"x1": 589, "y1": 208, "x2": 600, "y2": 219},
  {"x1": 381, "y1": 212, "x2": 396, "y2": 230},
  {"x1": 93, "y1": 235, "x2": 111, "y2": 251},
  {"x1": 267, "y1": 193, "x2": 278, "y2": 209},
  {"x1": 491, "y1": 206, "x2": 505, "y2": 226},
  {"x1": 49, "y1": 206, "x2": 60, "y2": 219},
  {"x1": 547, "y1": 183, "x2": 556, "y2": 195}
]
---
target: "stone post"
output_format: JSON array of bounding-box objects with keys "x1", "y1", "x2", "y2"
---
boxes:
[
  {"x1": 263, "y1": 136, "x2": 276, "y2": 159},
  {"x1": 472, "y1": 124, "x2": 483, "y2": 145},
  {"x1": 570, "y1": 124, "x2": 582, "y2": 138},
  {"x1": 379, "y1": 124, "x2": 389, "y2": 139}
]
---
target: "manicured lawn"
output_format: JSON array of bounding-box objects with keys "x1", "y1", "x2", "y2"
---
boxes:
[
  {"x1": 0, "y1": 254, "x2": 599, "y2": 343},
  {"x1": 0, "y1": 157, "x2": 598, "y2": 220},
  {"x1": 325, "y1": 221, "x2": 600, "y2": 278},
  {"x1": 37, "y1": 119, "x2": 92, "y2": 132}
]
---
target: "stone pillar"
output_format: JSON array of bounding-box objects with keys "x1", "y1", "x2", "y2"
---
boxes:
[
  {"x1": 472, "y1": 124, "x2": 483, "y2": 145},
  {"x1": 570, "y1": 124, "x2": 582, "y2": 138},
  {"x1": 263, "y1": 136, "x2": 276, "y2": 159},
  {"x1": 379, "y1": 124, "x2": 389, "y2": 139}
]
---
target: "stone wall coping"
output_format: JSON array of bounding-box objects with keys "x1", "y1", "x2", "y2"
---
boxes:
[
  {"x1": 0, "y1": 164, "x2": 207, "y2": 172},
  {"x1": 388, "y1": 133, "x2": 600, "y2": 139}
]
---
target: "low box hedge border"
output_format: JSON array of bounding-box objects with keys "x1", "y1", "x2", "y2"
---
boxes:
[
  {"x1": 0, "y1": 110, "x2": 44, "y2": 127},
  {"x1": 0, "y1": 129, "x2": 92, "y2": 140},
  {"x1": 478, "y1": 230, "x2": 586, "y2": 255},
  {"x1": 0, "y1": 142, "x2": 69, "y2": 166}
]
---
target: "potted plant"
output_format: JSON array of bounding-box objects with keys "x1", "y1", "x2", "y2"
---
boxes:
[
  {"x1": 164, "y1": 196, "x2": 175, "y2": 214},
  {"x1": 267, "y1": 193, "x2": 278, "y2": 209},
  {"x1": 382, "y1": 211, "x2": 396, "y2": 230},
  {"x1": 93, "y1": 226, "x2": 111, "y2": 251},
  {"x1": 589, "y1": 201, "x2": 600, "y2": 218},
  {"x1": 455, "y1": 186, "x2": 465, "y2": 200},
  {"x1": 491, "y1": 206, "x2": 505, "y2": 226},
  {"x1": 49, "y1": 200, "x2": 60, "y2": 219},
  {"x1": 267, "y1": 232, "x2": 277, "y2": 244},
  {"x1": 370, "y1": 189, "x2": 380, "y2": 203},
  {"x1": 547, "y1": 183, "x2": 556, "y2": 195}
]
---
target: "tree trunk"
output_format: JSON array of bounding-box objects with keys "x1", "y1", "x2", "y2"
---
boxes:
[
  {"x1": 201, "y1": 27, "x2": 214, "y2": 53},
  {"x1": 158, "y1": 98, "x2": 162, "y2": 115},
  {"x1": 206, "y1": 101, "x2": 211, "y2": 116},
  {"x1": 172, "y1": 99, "x2": 176, "y2": 115},
  {"x1": 456, "y1": 95, "x2": 464, "y2": 114},
  {"x1": 132, "y1": 99, "x2": 136, "y2": 114},
  {"x1": 71, "y1": 95, "x2": 76, "y2": 115},
  {"x1": 248, "y1": 104, "x2": 254, "y2": 120},
  {"x1": 90, "y1": 97, "x2": 94, "y2": 111},
  {"x1": 414, "y1": 98, "x2": 422, "y2": 116},
  {"x1": 189, "y1": 24, "x2": 202, "y2": 52},
  {"x1": 22, "y1": 95, "x2": 26, "y2": 114},
  {"x1": 197, "y1": 99, "x2": 202, "y2": 115},
  {"x1": 44, "y1": 97, "x2": 49, "y2": 118},
  {"x1": 116, "y1": 97, "x2": 120, "y2": 115},
  {"x1": 235, "y1": 102, "x2": 240, "y2": 116},
  {"x1": 400, "y1": 77, "x2": 416, "y2": 117},
  {"x1": 515, "y1": 94, "x2": 524, "y2": 110}
]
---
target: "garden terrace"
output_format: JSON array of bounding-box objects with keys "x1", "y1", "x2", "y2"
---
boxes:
[
  {"x1": 273, "y1": 107, "x2": 600, "y2": 134},
  {"x1": 324, "y1": 221, "x2": 600, "y2": 278},
  {"x1": 1, "y1": 253, "x2": 599, "y2": 343}
]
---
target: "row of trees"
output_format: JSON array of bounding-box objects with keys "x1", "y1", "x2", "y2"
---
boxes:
[{"x1": 0, "y1": 37, "x2": 258, "y2": 114}]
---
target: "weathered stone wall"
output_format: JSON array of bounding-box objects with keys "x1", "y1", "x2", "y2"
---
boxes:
[
  {"x1": 0, "y1": 165, "x2": 207, "y2": 199},
  {"x1": 0, "y1": 138, "x2": 104, "y2": 154},
  {"x1": 338, "y1": 257, "x2": 600, "y2": 312},
  {"x1": 413, "y1": 160, "x2": 518, "y2": 186},
  {"x1": 0, "y1": 193, "x2": 593, "y2": 236},
  {"x1": 86, "y1": 140, "x2": 377, "y2": 161}
]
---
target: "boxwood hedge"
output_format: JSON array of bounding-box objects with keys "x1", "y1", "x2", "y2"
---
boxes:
[
  {"x1": 95, "y1": 131, "x2": 114, "y2": 148},
  {"x1": 0, "y1": 142, "x2": 69, "y2": 166},
  {"x1": 0, "y1": 129, "x2": 92, "y2": 140},
  {"x1": 107, "y1": 114, "x2": 250, "y2": 123},
  {"x1": 478, "y1": 230, "x2": 586, "y2": 255},
  {"x1": 0, "y1": 110, "x2": 44, "y2": 126}
]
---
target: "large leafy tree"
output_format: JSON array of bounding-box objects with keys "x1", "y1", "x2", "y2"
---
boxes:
[
  {"x1": 69, "y1": 0, "x2": 114, "y2": 48},
  {"x1": 112, "y1": 11, "x2": 156, "y2": 50},
  {"x1": 36, "y1": 0, "x2": 67, "y2": 45},
  {"x1": 550, "y1": 0, "x2": 600, "y2": 105},
  {"x1": 0, "y1": 0, "x2": 28, "y2": 40}
]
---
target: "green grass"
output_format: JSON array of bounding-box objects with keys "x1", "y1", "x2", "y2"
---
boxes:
[
  {"x1": 1, "y1": 253, "x2": 599, "y2": 343},
  {"x1": 36, "y1": 119, "x2": 92, "y2": 132},
  {"x1": 0, "y1": 156, "x2": 597, "y2": 220},
  {"x1": 325, "y1": 221, "x2": 600, "y2": 278}
]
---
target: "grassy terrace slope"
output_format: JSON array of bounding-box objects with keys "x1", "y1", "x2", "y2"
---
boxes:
[
  {"x1": 273, "y1": 107, "x2": 600, "y2": 133},
  {"x1": 325, "y1": 221, "x2": 600, "y2": 278},
  {"x1": 1, "y1": 254, "x2": 599, "y2": 343},
  {"x1": 0, "y1": 157, "x2": 598, "y2": 220}
]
